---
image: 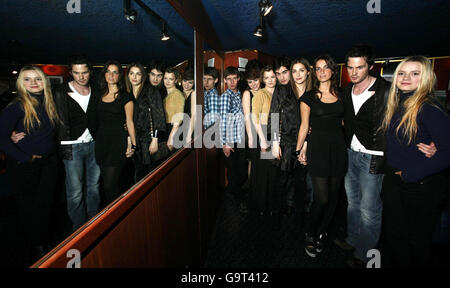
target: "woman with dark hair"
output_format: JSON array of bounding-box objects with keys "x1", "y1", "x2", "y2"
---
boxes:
[
  {"x1": 242, "y1": 60, "x2": 262, "y2": 198},
  {"x1": 250, "y1": 65, "x2": 278, "y2": 215},
  {"x1": 380, "y1": 56, "x2": 450, "y2": 267},
  {"x1": 296, "y1": 54, "x2": 347, "y2": 257},
  {"x1": 125, "y1": 63, "x2": 166, "y2": 182},
  {"x1": 0, "y1": 66, "x2": 60, "y2": 263},
  {"x1": 95, "y1": 60, "x2": 136, "y2": 205},
  {"x1": 181, "y1": 68, "x2": 195, "y2": 145},
  {"x1": 163, "y1": 67, "x2": 185, "y2": 151}
]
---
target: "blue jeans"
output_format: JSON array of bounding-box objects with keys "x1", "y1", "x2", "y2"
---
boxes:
[
  {"x1": 344, "y1": 149, "x2": 383, "y2": 262},
  {"x1": 63, "y1": 141, "x2": 101, "y2": 230}
]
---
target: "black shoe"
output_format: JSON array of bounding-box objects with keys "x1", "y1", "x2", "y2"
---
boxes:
[
  {"x1": 316, "y1": 233, "x2": 327, "y2": 253},
  {"x1": 304, "y1": 233, "x2": 317, "y2": 258}
]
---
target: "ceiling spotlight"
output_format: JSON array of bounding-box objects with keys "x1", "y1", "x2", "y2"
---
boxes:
[
  {"x1": 124, "y1": 0, "x2": 137, "y2": 23},
  {"x1": 12, "y1": 70, "x2": 18, "y2": 74},
  {"x1": 253, "y1": 25, "x2": 263, "y2": 37},
  {"x1": 253, "y1": 14, "x2": 264, "y2": 37},
  {"x1": 259, "y1": 0, "x2": 273, "y2": 16},
  {"x1": 161, "y1": 21, "x2": 170, "y2": 41}
]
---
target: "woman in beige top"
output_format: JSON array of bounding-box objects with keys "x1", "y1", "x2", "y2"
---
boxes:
[
  {"x1": 250, "y1": 65, "x2": 278, "y2": 215},
  {"x1": 163, "y1": 67, "x2": 185, "y2": 151}
]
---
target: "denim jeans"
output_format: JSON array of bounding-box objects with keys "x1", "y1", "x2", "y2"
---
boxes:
[
  {"x1": 63, "y1": 141, "x2": 101, "y2": 230},
  {"x1": 344, "y1": 149, "x2": 383, "y2": 262}
]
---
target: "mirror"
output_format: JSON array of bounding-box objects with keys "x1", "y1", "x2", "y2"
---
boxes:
[{"x1": 0, "y1": 0, "x2": 194, "y2": 267}]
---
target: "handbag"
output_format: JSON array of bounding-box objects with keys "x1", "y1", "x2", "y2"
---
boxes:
[{"x1": 148, "y1": 105, "x2": 169, "y2": 162}]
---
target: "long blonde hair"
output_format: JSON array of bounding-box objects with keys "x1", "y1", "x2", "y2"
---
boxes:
[
  {"x1": 16, "y1": 66, "x2": 60, "y2": 133},
  {"x1": 380, "y1": 56, "x2": 437, "y2": 144}
]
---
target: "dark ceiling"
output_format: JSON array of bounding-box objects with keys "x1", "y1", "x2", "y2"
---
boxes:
[
  {"x1": 0, "y1": 0, "x2": 194, "y2": 66},
  {"x1": 203, "y1": 0, "x2": 450, "y2": 62},
  {"x1": 1, "y1": 0, "x2": 449, "y2": 66}
]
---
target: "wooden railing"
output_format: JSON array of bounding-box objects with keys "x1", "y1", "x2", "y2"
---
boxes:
[{"x1": 33, "y1": 146, "x2": 224, "y2": 268}]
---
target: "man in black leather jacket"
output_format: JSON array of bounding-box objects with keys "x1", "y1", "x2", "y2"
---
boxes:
[{"x1": 52, "y1": 55, "x2": 101, "y2": 231}]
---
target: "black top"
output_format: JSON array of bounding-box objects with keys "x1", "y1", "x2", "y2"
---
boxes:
[
  {"x1": 301, "y1": 91, "x2": 344, "y2": 133},
  {"x1": 95, "y1": 92, "x2": 134, "y2": 166},
  {"x1": 269, "y1": 84, "x2": 300, "y2": 145},
  {"x1": 386, "y1": 91, "x2": 450, "y2": 182},
  {"x1": 184, "y1": 91, "x2": 192, "y2": 116},
  {"x1": 134, "y1": 84, "x2": 167, "y2": 164},
  {"x1": 0, "y1": 92, "x2": 56, "y2": 162},
  {"x1": 342, "y1": 76, "x2": 390, "y2": 151}
]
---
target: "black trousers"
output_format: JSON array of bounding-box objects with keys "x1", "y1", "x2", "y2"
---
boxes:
[
  {"x1": 223, "y1": 147, "x2": 247, "y2": 202},
  {"x1": 277, "y1": 165, "x2": 307, "y2": 212},
  {"x1": 381, "y1": 168, "x2": 445, "y2": 267},
  {"x1": 8, "y1": 153, "x2": 58, "y2": 248}
]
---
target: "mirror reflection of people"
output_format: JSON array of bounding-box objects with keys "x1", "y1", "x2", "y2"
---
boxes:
[
  {"x1": 250, "y1": 65, "x2": 278, "y2": 216},
  {"x1": 163, "y1": 67, "x2": 185, "y2": 151},
  {"x1": 125, "y1": 63, "x2": 166, "y2": 182},
  {"x1": 380, "y1": 56, "x2": 450, "y2": 267},
  {"x1": 0, "y1": 66, "x2": 60, "y2": 264},
  {"x1": 181, "y1": 68, "x2": 196, "y2": 145},
  {"x1": 95, "y1": 61, "x2": 136, "y2": 205},
  {"x1": 147, "y1": 60, "x2": 167, "y2": 102},
  {"x1": 220, "y1": 66, "x2": 247, "y2": 213},
  {"x1": 296, "y1": 55, "x2": 347, "y2": 258},
  {"x1": 203, "y1": 67, "x2": 220, "y2": 129}
]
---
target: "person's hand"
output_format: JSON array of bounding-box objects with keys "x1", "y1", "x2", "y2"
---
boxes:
[
  {"x1": 299, "y1": 149, "x2": 307, "y2": 165},
  {"x1": 30, "y1": 154, "x2": 42, "y2": 162},
  {"x1": 167, "y1": 137, "x2": 174, "y2": 151},
  {"x1": 260, "y1": 140, "x2": 269, "y2": 152},
  {"x1": 271, "y1": 141, "x2": 281, "y2": 160},
  {"x1": 394, "y1": 170, "x2": 402, "y2": 178},
  {"x1": 223, "y1": 145, "x2": 234, "y2": 157},
  {"x1": 11, "y1": 131, "x2": 26, "y2": 143},
  {"x1": 417, "y1": 142, "x2": 437, "y2": 158},
  {"x1": 149, "y1": 138, "x2": 158, "y2": 154}
]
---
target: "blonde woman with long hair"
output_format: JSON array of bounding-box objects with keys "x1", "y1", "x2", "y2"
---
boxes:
[
  {"x1": 381, "y1": 56, "x2": 450, "y2": 267},
  {"x1": 0, "y1": 66, "x2": 60, "y2": 264}
]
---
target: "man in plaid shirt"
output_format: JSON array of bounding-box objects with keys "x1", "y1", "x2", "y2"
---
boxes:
[
  {"x1": 220, "y1": 66, "x2": 247, "y2": 213},
  {"x1": 203, "y1": 67, "x2": 220, "y2": 130}
]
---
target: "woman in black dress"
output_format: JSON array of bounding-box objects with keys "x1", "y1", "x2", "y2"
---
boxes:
[
  {"x1": 296, "y1": 54, "x2": 347, "y2": 258},
  {"x1": 125, "y1": 63, "x2": 166, "y2": 182},
  {"x1": 181, "y1": 68, "x2": 195, "y2": 145},
  {"x1": 95, "y1": 61, "x2": 136, "y2": 205}
]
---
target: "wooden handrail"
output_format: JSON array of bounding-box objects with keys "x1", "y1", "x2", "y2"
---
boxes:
[{"x1": 33, "y1": 147, "x2": 192, "y2": 268}]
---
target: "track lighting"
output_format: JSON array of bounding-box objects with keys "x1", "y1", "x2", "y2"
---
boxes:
[
  {"x1": 124, "y1": 0, "x2": 137, "y2": 23},
  {"x1": 161, "y1": 21, "x2": 170, "y2": 41},
  {"x1": 259, "y1": 0, "x2": 273, "y2": 16},
  {"x1": 253, "y1": 14, "x2": 264, "y2": 37}
]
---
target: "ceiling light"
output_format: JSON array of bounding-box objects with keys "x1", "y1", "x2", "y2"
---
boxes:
[
  {"x1": 12, "y1": 70, "x2": 18, "y2": 74},
  {"x1": 124, "y1": 0, "x2": 137, "y2": 23},
  {"x1": 259, "y1": 0, "x2": 273, "y2": 16},
  {"x1": 253, "y1": 14, "x2": 264, "y2": 37},
  {"x1": 253, "y1": 25, "x2": 263, "y2": 37},
  {"x1": 161, "y1": 21, "x2": 170, "y2": 41}
]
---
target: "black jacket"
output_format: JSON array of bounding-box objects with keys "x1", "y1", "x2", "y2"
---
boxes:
[
  {"x1": 53, "y1": 82, "x2": 100, "y2": 160},
  {"x1": 342, "y1": 76, "x2": 390, "y2": 174}
]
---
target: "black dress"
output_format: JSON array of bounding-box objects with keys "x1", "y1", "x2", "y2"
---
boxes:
[
  {"x1": 95, "y1": 92, "x2": 134, "y2": 167},
  {"x1": 300, "y1": 91, "x2": 347, "y2": 177}
]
